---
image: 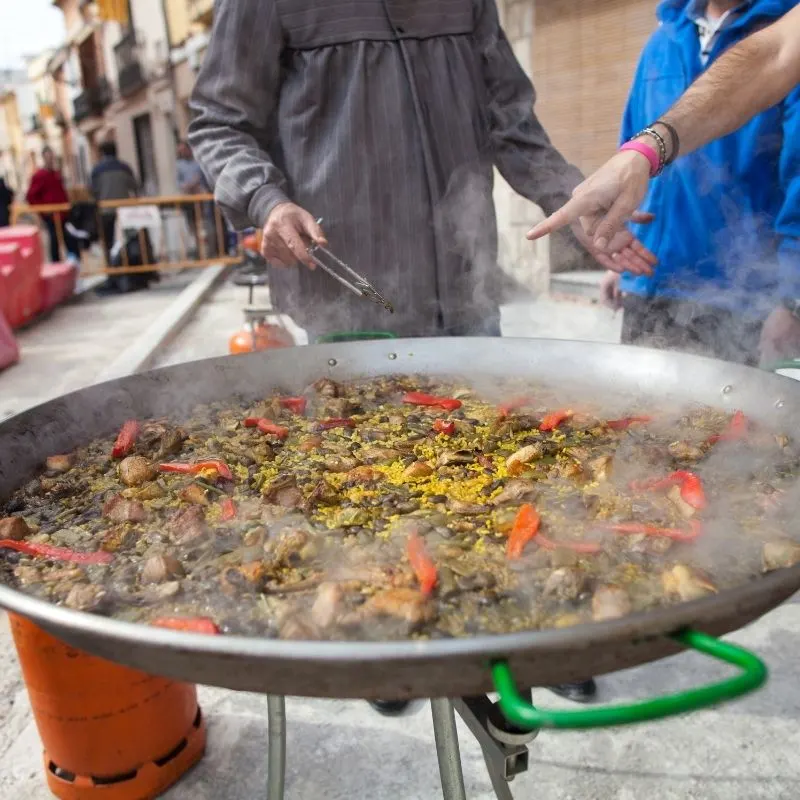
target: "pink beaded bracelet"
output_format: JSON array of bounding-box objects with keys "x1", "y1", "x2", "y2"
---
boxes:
[{"x1": 619, "y1": 140, "x2": 661, "y2": 177}]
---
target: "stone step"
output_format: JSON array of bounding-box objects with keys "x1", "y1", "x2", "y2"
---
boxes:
[{"x1": 550, "y1": 270, "x2": 605, "y2": 300}]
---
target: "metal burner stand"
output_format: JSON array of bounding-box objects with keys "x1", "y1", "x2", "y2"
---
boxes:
[
  {"x1": 263, "y1": 693, "x2": 537, "y2": 800},
  {"x1": 258, "y1": 631, "x2": 773, "y2": 799}
]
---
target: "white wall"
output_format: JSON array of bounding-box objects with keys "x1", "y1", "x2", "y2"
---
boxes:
[{"x1": 130, "y1": 0, "x2": 170, "y2": 76}]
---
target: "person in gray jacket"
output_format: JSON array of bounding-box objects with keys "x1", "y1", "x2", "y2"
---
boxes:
[
  {"x1": 90, "y1": 140, "x2": 138, "y2": 263},
  {"x1": 189, "y1": 0, "x2": 657, "y2": 711},
  {"x1": 189, "y1": 0, "x2": 655, "y2": 343}
]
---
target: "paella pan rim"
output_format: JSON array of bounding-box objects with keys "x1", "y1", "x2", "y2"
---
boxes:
[{"x1": 2, "y1": 337, "x2": 800, "y2": 692}]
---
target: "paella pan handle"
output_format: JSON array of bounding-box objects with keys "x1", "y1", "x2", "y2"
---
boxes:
[{"x1": 491, "y1": 629, "x2": 767, "y2": 731}]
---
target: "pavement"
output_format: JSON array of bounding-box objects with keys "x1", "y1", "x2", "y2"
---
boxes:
[{"x1": 1, "y1": 273, "x2": 799, "y2": 800}]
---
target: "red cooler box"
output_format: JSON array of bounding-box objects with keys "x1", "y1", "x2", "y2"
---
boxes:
[
  {"x1": 0, "y1": 307, "x2": 19, "y2": 370},
  {"x1": 39, "y1": 262, "x2": 77, "y2": 312},
  {"x1": 0, "y1": 226, "x2": 44, "y2": 327}
]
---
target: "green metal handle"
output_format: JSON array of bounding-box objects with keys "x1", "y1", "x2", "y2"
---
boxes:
[
  {"x1": 317, "y1": 331, "x2": 397, "y2": 343},
  {"x1": 766, "y1": 359, "x2": 800, "y2": 372},
  {"x1": 492, "y1": 629, "x2": 767, "y2": 731}
]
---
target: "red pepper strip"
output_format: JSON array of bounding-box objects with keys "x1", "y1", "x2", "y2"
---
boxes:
[
  {"x1": 220, "y1": 497, "x2": 237, "y2": 521},
  {"x1": 600, "y1": 520, "x2": 703, "y2": 543},
  {"x1": 674, "y1": 471, "x2": 706, "y2": 510},
  {"x1": 317, "y1": 418, "x2": 356, "y2": 430},
  {"x1": 111, "y1": 419, "x2": 140, "y2": 458},
  {"x1": 433, "y1": 419, "x2": 456, "y2": 436},
  {"x1": 407, "y1": 533, "x2": 437, "y2": 596},
  {"x1": 244, "y1": 417, "x2": 289, "y2": 440},
  {"x1": 707, "y1": 410, "x2": 748, "y2": 445},
  {"x1": 507, "y1": 503, "x2": 541, "y2": 559},
  {"x1": 159, "y1": 460, "x2": 234, "y2": 481},
  {"x1": 631, "y1": 470, "x2": 707, "y2": 510},
  {"x1": 606, "y1": 415, "x2": 653, "y2": 431},
  {"x1": 539, "y1": 409, "x2": 573, "y2": 432},
  {"x1": 535, "y1": 533, "x2": 603, "y2": 555},
  {"x1": 498, "y1": 397, "x2": 533, "y2": 417},
  {"x1": 0, "y1": 539, "x2": 113, "y2": 564},
  {"x1": 151, "y1": 617, "x2": 220, "y2": 634},
  {"x1": 279, "y1": 396, "x2": 307, "y2": 415},
  {"x1": 402, "y1": 392, "x2": 462, "y2": 412}
]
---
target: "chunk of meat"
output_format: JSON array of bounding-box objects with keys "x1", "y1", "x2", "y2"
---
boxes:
[
  {"x1": 168, "y1": 506, "x2": 208, "y2": 544},
  {"x1": 588, "y1": 456, "x2": 613, "y2": 482},
  {"x1": 591, "y1": 585, "x2": 632, "y2": 621},
  {"x1": 447, "y1": 499, "x2": 488, "y2": 515},
  {"x1": 345, "y1": 466, "x2": 381, "y2": 484},
  {"x1": 543, "y1": 567, "x2": 586, "y2": 602},
  {"x1": 64, "y1": 584, "x2": 107, "y2": 612},
  {"x1": 314, "y1": 378, "x2": 340, "y2": 398},
  {"x1": 141, "y1": 553, "x2": 184, "y2": 584},
  {"x1": 323, "y1": 456, "x2": 359, "y2": 473},
  {"x1": 45, "y1": 454, "x2": 74, "y2": 473},
  {"x1": 220, "y1": 563, "x2": 267, "y2": 594},
  {"x1": 299, "y1": 435, "x2": 324, "y2": 453},
  {"x1": 506, "y1": 444, "x2": 544, "y2": 473},
  {"x1": 180, "y1": 484, "x2": 210, "y2": 506},
  {"x1": 262, "y1": 474, "x2": 304, "y2": 508},
  {"x1": 492, "y1": 480, "x2": 538, "y2": 506},
  {"x1": 267, "y1": 528, "x2": 318, "y2": 566},
  {"x1": 361, "y1": 587, "x2": 435, "y2": 625},
  {"x1": 361, "y1": 447, "x2": 403, "y2": 464},
  {"x1": 278, "y1": 612, "x2": 320, "y2": 640},
  {"x1": 762, "y1": 539, "x2": 800, "y2": 572},
  {"x1": 311, "y1": 583, "x2": 343, "y2": 628},
  {"x1": 668, "y1": 441, "x2": 705, "y2": 462},
  {"x1": 0, "y1": 516, "x2": 30, "y2": 541},
  {"x1": 118, "y1": 456, "x2": 157, "y2": 487},
  {"x1": 436, "y1": 450, "x2": 474, "y2": 467},
  {"x1": 102, "y1": 495, "x2": 146, "y2": 523},
  {"x1": 667, "y1": 484, "x2": 696, "y2": 519},
  {"x1": 661, "y1": 564, "x2": 717, "y2": 602},
  {"x1": 403, "y1": 461, "x2": 434, "y2": 479}
]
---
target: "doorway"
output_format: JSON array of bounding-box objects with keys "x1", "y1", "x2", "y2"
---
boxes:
[{"x1": 132, "y1": 112, "x2": 158, "y2": 195}]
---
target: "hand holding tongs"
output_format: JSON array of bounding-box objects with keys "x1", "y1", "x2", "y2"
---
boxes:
[{"x1": 307, "y1": 218, "x2": 394, "y2": 313}]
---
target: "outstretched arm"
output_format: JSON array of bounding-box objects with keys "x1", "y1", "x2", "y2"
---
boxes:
[{"x1": 528, "y1": 5, "x2": 800, "y2": 248}]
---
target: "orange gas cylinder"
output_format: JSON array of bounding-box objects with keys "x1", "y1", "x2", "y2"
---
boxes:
[
  {"x1": 241, "y1": 230, "x2": 262, "y2": 252},
  {"x1": 9, "y1": 614, "x2": 206, "y2": 800},
  {"x1": 229, "y1": 309, "x2": 294, "y2": 354}
]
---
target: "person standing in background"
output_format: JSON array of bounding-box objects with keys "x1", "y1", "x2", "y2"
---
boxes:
[
  {"x1": 579, "y1": 0, "x2": 800, "y2": 367},
  {"x1": 175, "y1": 140, "x2": 218, "y2": 256},
  {"x1": 188, "y1": 0, "x2": 655, "y2": 345},
  {"x1": 90, "y1": 140, "x2": 138, "y2": 264},
  {"x1": 0, "y1": 176, "x2": 13, "y2": 228},
  {"x1": 26, "y1": 147, "x2": 68, "y2": 262},
  {"x1": 528, "y1": 3, "x2": 800, "y2": 363}
]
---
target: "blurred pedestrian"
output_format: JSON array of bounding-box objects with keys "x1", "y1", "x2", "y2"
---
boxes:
[
  {"x1": 176, "y1": 140, "x2": 218, "y2": 257},
  {"x1": 90, "y1": 140, "x2": 138, "y2": 264},
  {"x1": 26, "y1": 147, "x2": 68, "y2": 262},
  {"x1": 0, "y1": 175, "x2": 13, "y2": 228}
]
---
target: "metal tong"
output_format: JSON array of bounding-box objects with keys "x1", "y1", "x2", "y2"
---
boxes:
[{"x1": 306, "y1": 218, "x2": 394, "y2": 313}]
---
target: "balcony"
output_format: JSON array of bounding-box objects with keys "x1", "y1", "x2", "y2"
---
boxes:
[
  {"x1": 72, "y1": 78, "x2": 112, "y2": 123},
  {"x1": 115, "y1": 31, "x2": 147, "y2": 98}
]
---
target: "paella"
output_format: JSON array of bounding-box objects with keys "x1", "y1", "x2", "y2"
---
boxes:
[{"x1": 2, "y1": 374, "x2": 799, "y2": 642}]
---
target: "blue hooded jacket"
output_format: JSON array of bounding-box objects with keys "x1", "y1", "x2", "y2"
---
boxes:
[{"x1": 619, "y1": 0, "x2": 800, "y2": 319}]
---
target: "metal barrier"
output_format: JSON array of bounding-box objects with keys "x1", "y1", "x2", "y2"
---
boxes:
[{"x1": 10, "y1": 194, "x2": 244, "y2": 276}]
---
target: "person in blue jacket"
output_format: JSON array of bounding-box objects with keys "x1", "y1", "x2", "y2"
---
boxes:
[{"x1": 596, "y1": 0, "x2": 800, "y2": 366}]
